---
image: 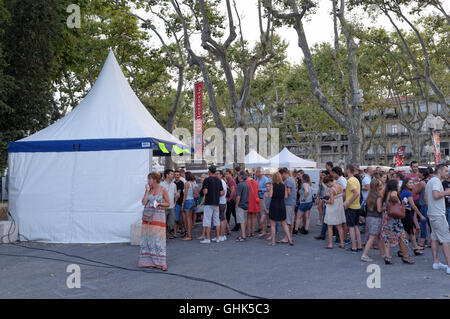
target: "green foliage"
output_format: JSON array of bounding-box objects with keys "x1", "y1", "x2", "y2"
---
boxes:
[{"x1": 0, "y1": 0, "x2": 62, "y2": 172}]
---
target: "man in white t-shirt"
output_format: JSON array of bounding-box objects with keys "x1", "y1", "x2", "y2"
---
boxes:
[
  {"x1": 361, "y1": 167, "x2": 373, "y2": 203},
  {"x1": 331, "y1": 167, "x2": 347, "y2": 190},
  {"x1": 160, "y1": 169, "x2": 177, "y2": 239},
  {"x1": 425, "y1": 165, "x2": 450, "y2": 274},
  {"x1": 215, "y1": 170, "x2": 228, "y2": 242}
]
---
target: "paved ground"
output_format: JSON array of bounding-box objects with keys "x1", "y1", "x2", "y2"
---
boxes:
[{"x1": 0, "y1": 208, "x2": 449, "y2": 299}]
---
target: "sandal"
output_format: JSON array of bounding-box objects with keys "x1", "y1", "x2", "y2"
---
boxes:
[
  {"x1": 397, "y1": 251, "x2": 403, "y2": 258},
  {"x1": 268, "y1": 242, "x2": 276, "y2": 246},
  {"x1": 324, "y1": 246, "x2": 333, "y2": 249},
  {"x1": 181, "y1": 237, "x2": 192, "y2": 241},
  {"x1": 277, "y1": 240, "x2": 288, "y2": 244},
  {"x1": 258, "y1": 233, "x2": 267, "y2": 238},
  {"x1": 236, "y1": 236, "x2": 246, "y2": 242},
  {"x1": 401, "y1": 257, "x2": 415, "y2": 264},
  {"x1": 384, "y1": 256, "x2": 393, "y2": 265},
  {"x1": 339, "y1": 244, "x2": 345, "y2": 249},
  {"x1": 413, "y1": 249, "x2": 424, "y2": 256},
  {"x1": 289, "y1": 240, "x2": 294, "y2": 246}
]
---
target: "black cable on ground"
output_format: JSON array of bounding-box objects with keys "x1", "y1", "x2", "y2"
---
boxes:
[{"x1": 2, "y1": 241, "x2": 266, "y2": 299}]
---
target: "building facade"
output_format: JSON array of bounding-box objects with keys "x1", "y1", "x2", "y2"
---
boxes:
[{"x1": 284, "y1": 99, "x2": 450, "y2": 167}]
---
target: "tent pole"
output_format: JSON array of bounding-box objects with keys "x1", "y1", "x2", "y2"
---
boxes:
[{"x1": 149, "y1": 144, "x2": 153, "y2": 173}]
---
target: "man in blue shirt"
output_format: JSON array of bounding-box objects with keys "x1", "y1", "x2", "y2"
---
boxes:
[
  {"x1": 280, "y1": 167, "x2": 297, "y2": 242},
  {"x1": 256, "y1": 167, "x2": 269, "y2": 233}
]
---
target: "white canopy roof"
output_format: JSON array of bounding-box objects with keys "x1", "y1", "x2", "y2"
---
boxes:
[
  {"x1": 19, "y1": 50, "x2": 184, "y2": 148},
  {"x1": 265, "y1": 147, "x2": 317, "y2": 168},
  {"x1": 224, "y1": 149, "x2": 268, "y2": 168}
]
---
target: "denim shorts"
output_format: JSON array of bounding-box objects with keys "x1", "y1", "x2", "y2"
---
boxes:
[
  {"x1": 298, "y1": 202, "x2": 313, "y2": 212},
  {"x1": 184, "y1": 199, "x2": 195, "y2": 211}
]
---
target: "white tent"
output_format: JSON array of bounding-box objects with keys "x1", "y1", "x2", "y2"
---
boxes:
[
  {"x1": 7, "y1": 50, "x2": 189, "y2": 243},
  {"x1": 224, "y1": 149, "x2": 268, "y2": 169},
  {"x1": 265, "y1": 147, "x2": 317, "y2": 169}
]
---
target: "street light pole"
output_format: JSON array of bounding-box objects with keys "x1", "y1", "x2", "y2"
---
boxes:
[{"x1": 422, "y1": 114, "x2": 445, "y2": 165}]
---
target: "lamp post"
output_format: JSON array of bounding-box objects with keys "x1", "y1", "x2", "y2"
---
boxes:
[{"x1": 422, "y1": 114, "x2": 445, "y2": 165}]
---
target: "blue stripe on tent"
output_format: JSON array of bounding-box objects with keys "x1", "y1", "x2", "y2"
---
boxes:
[
  {"x1": 8, "y1": 138, "x2": 194, "y2": 154},
  {"x1": 8, "y1": 138, "x2": 153, "y2": 153}
]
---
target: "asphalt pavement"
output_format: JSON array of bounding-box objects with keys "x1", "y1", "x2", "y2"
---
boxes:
[{"x1": 0, "y1": 207, "x2": 449, "y2": 299}]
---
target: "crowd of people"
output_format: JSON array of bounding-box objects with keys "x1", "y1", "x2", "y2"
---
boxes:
[{"x1": 137, "y1": 161, "x2": 450, "y2": 274}]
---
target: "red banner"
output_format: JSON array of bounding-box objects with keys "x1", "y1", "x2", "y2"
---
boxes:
[
  {"x1": 432, "y1": 132, "x2": 441, "y2": 165},
  {"x1": 194, "y1": 82, "x2": 203, "y2": 160},
  {"x1": 394, "y1": 145, "x2": 405, "y2": 167}
]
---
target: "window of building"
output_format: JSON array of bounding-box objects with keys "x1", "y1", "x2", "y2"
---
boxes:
[
  {"x1": 402, "y1": 105, "x2": 409, "y2": 115},
  {"x1": 391, "y1": 125, "x2": 397, "y2": 134},
  {"x1": 436, "y1": 103, "x2": 442, "y2": 114},
  {"x1": 391, "y1": 143, "x2": 398, "y2": 154},
  {"x1": 419, "y1": 103, "x2": 426, "y2": 113},
  {"x1": 376, "y1": 126, "x2": 381, "y2": 135}
]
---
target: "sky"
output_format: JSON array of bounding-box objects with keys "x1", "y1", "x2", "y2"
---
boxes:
[{"x1": 136, "y1": 0, "x2": 449, "y2": 65}]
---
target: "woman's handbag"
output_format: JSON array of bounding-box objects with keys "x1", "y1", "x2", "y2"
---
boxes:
[{"x1": 387, "y1": 201, "x2": 405, "y2": 219}]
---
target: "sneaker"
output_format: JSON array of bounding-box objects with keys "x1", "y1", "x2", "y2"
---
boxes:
[
  {"x1": 221, "y1": 235, "x2": 227, "y2": 241},
  {"x1": 200, "y1": 239, "x2": 211, "y2": 244},
  {"x1": 447, "y1": 266, "x2": 450, "y2": 275},
  {"x1": 344, "y1": 239, "x2": 351, "y2": 245},
  {"x1": 432, "y1": 262, "x2": 448, "y2": 270},
  {"x1": 361, "y1": 255, "x2": 373, "y2": 262},
  {"x1": 211, "y1": 237, "x2": 220, "y2": 243}
]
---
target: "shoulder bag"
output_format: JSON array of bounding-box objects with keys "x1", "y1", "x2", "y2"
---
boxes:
[{"x1": 387, "y1": 201, "x2": 405, "y2": 219}]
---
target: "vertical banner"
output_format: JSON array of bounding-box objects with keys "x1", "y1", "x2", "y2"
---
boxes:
[
  {"x1": 394, "y1": 146, "x2": 405, "y2": 167},
  {"x1": 432, "y1": 132, "x2": 441, "y2": 165},
  {"x1": 194, "y1": 82, "x2": 204, "y2": 161}
]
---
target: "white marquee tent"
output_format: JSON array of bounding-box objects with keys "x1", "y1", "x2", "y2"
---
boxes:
[
  {"x1": 265, "y1": 147, "x2": 317, "y2": 169},
  {"x1": 224, "y1": 149, "x2": 268, "y2": 169},
  {"x1": 7, "y1": 50, "x2": 190, "y2": 243}
]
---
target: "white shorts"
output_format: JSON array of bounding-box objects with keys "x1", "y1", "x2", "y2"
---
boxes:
[
  {"x1": 429, "y1": 215, "x2": 450, "y2": 244},
  {"x1": 236, "y1": 207, "x2": 248, "y2": 224},
  {"x1": 203, "y1": 205, "x2": 220, "y2": 227},
  {"x1": 286, "y1": 205, "x2": 295, "y2": 225}
]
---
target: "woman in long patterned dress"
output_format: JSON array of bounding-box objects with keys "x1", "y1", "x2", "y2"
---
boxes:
[
  {"x1": 381, "y1": 179, "x2": 414, "y2": 265},
  {"x1": 139, "y1": 172, "x2": 170, "y2": 271}
]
